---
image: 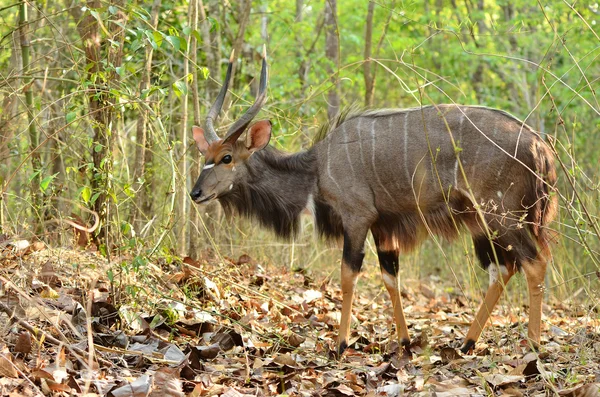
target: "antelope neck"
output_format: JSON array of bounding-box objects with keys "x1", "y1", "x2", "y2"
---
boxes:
[{"x1": 218, "y1": 147, "x2": 319, "y2": 239}]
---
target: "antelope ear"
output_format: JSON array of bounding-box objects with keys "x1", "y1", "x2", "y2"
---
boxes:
[
  {"x1": 192, "y1": 126, "x2": 209, "y2": 155},
  {"x1": 245, "y1": 120, "x2": 271, "y2": 153}
]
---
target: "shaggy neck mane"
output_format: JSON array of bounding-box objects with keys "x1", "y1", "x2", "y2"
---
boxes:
[{"x1": 219, "y1": 147, "x2": 318, "y2": 239}]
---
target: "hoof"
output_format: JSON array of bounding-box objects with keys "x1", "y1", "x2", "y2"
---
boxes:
[
  {"x1": 401, "y1": 338, "x2": 412, "y2": 356},
  {"x1": 460, "y1": 339, "x2": 476, "y2": 354},
  {"x1": 336, "y1": 340, "x2": 348, "y2": 357}
]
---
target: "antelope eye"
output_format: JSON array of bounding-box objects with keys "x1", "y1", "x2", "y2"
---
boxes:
[{"x1": 221, "y1": 155, "x2": 232, "y2": 164}]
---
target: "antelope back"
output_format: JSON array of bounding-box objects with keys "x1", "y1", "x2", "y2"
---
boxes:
[{"x1": 315, "y1": 105, "x2": 555, "y2": 256}]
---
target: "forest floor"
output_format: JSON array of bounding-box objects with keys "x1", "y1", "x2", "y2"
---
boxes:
[{"x1": 0, "y1": 239, "x2": 599, "y2": 396}]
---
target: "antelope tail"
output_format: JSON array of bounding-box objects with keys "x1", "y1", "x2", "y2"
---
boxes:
[{"x1": 532, "y1": 138, "x2": 558, "y2": 256}]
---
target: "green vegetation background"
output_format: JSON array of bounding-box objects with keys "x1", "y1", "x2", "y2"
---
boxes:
[{"x1": 0, "y1": 1, "x2": 598, "y2": 306}]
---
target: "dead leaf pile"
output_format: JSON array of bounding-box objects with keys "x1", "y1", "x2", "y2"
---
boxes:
[{"x1": 0, "y1": 241, "x2": 599, "y2": 396}]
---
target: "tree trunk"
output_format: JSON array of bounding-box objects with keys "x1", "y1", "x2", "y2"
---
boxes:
[
  {"x1": 19, "y1": 2, "x2": 43, "y2": 234},
  {"x1": 131, "y1": 0, "x2": 161, "y2": 231},
  {"x1": 324, "y1": 0, "x2": 339, "y2": 121},
  {"x1": 363, "y1": 1, "x2": 375, "y2": 108},
  {"x1": 177, "y1": 0, "x2": 194, "y2": 255},
  {"x1": 189, "y1": 0, "x2": 203, "y2": 257},
  {"x1": 226, "y1": 0, "x2": 252, "y2": 113},
  {"x1": 69, "y1": 1, "x2": 125, "y2": 252},
  {"x1": 471, "y1": 0, "x2": 487, "y2": 101},
  {"x1": 295, "y1": 0, "x2": 310, "y2": 98},
  {"x1": 200, "y1": 0, "x2": 220, "y2": 102}
]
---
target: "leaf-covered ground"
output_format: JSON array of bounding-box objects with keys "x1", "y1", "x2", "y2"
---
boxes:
[{"x1": 1, "y1": 239, "x2": 599, "y2": 396}]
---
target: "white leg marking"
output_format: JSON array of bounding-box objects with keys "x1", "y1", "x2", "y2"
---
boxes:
[
  {"x1": 371, "y1": 119, "x2": 394, "y2": 200},
  {"x1": 488, "y1": 263, "x2": 508, "y2": 286},
  {"x1": 382, "y1": 272, "x2": 398, "y2": 290}
]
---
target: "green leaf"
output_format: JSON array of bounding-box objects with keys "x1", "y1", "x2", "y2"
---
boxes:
[
  {"x1": 123, "y1": 183, "x2": 135, "y2": 198},
  {"x1": 121, "y1": 221, "x2": 131, "y2": 235},
  {"x1": 107, "y1": 269, "x2": 114, "y2": 283},
  {"x1": 40, "y1": 173, "x2": 59, "y2": 193},
  {"x1": 81, "y1": 186, "x2": 92, "y2": 204},
  {"x1": 172, "y1": 81, "x2": 187, "y2": 98},
  {"x1": 153, "y1": 31, "x2": 164, "y2": 48},
  {"x1": 90, "y1": 192, "x2": 101, "y2": 205},
  {"x1": 192, "y1": 30, "x2": 202, "y2": 43},
  {"x1": 28, "y1": 169, "x2": 42, "y2": 183},
  {"x1": 66, "y1": 111, "x2": 77, "y2": 124},
  {"x1": 165, "y1": 35, "x2": 180, "y2": 51},
  {"x1": 199, "y1": 67, "x2": 209, "y2": 80}
]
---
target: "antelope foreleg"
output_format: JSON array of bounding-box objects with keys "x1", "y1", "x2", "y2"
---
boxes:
[
  {"x1": 338, "y1": 262, "x2": 359, "y2": 355},
  {"x1": 337, "y1": 228, "x2": 367, "y2": 356}
]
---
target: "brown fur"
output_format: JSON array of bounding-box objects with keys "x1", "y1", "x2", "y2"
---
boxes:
[{"x1": 192, "y1": 103, "x2": 559, "y2": 354}]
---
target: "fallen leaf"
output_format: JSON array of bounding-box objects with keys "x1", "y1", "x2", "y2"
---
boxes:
[
  {"x1": 111, "y1": 374, "x2": 151, "y2": 397},
  {"x1": 149, "y1": 367, "x2": 184, "y2": 397},
  {"x1": 484, "y1": 373, "x2": 524, "y2": 387},
  {"x1": 559, "y1": 383, "x2": 600, "y2": 397},
  {"x1": 0, "y1": 354, "x2": 18, "y2": 378},
  {"x1": 193, "y1": 344, "x2": 221, "y2": 360}
]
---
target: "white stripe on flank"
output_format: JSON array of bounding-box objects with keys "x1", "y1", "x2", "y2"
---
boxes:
[
  {"x1": 496, "y1": 161, "x2": 506, "y2": 180},
  {"x1": 203, "y1": 163, "x2": 215, "y2": 170},
  {"x1": 327, "y1": 138, "x2": 342, "y2": 192},
  {"x1": 357, "y1": 118, "x2": 365, "y2": 167},
  {"x1": 390, "y1": 116, "x2": 404, "y2": 192},
  {"x1": 454, "y1": 110, "x2": 465, "y2": 188},
  {"x1": 371, "y1": 119, "x2": 394, "y2": 200},
  {"x1": 403, "y1": 112, "x2": 411, "y2": 184},
  {"x1": 471, "y1": 123, "x2": 496, "y2": 180},
  {"x1": 453, "y1": 159, "x2": 459, "y2": 188},
  {"x1": 342, "y1": 124, "x2": 356, "y2": 177}
]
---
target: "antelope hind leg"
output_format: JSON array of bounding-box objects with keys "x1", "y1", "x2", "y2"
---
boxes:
[
  {"x1": 521, "y1": 257, "x2": 547, "y2": 349},
  {"x1": 461, "y1": 264, "x2": 514, "y2": 353}
]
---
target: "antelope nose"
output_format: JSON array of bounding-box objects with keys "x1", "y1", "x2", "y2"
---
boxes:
[{"x1": 190, "y1": 189, "x2": 202, "y2": 201}]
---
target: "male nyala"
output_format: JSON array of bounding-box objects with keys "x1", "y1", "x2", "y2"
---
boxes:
[{"x1": 190, "y1": 48, "x2": 557, "y2": 355}]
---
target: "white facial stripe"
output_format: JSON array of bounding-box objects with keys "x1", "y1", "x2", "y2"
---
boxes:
[{"x1": 203, "y1": 163, "x2": 215, "y2": 170}]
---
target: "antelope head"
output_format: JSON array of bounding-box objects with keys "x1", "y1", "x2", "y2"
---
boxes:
[{"x1": 190, "y1": 49, "x2": 270, "y2": 204}]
